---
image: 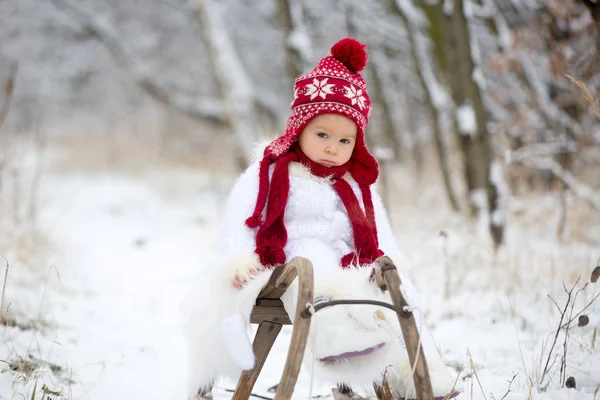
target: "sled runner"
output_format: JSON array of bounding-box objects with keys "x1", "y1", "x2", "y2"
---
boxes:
[{"x1": 218, "y1": 255, "x2": 435, "y2": 400}]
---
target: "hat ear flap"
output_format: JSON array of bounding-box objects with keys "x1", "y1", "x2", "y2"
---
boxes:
[{"x1": 349, "y1": 129, "x2": 379, "y2": 185}]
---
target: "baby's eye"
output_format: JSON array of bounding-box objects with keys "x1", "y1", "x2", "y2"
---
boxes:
[
  {"x1": 317, "y1": 132, "x2": 328, "y2": 139},
  {"x1": 340, "y1": 139, "x2": 351, "y2": 144}
]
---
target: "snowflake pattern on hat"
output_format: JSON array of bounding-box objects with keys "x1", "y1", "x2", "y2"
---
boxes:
[
  {"x1": 305, "y1": 78, "x2": 335, "y2": 100},
  {"x1": 344, "y1": 85, "x2": 367, "y2": 110}
]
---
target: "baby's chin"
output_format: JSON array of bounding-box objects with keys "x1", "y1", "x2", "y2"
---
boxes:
[{"x1": 316, "y1": 159, "x2": 340, "y2": 167}]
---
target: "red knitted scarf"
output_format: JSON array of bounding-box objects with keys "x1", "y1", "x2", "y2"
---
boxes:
[{"x1": 245, "y1": 145, "x2": 383, "y2": 268}]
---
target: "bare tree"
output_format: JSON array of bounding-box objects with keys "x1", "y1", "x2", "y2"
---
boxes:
[
  {"x1": 389, "y1": 0, "x2": 461, "y2": 212},
  {"x1": 439, "y1": 0, "x2": 504, "y2": 248},
  {"x1": 50, "y1": 0, "x2": 286, "y2": 168},
  {"x1": 192, "y1": 0, "x2": 261, "y2": 168},
  {"x1": 276, "y1": 0, "x2": 312, "y2": 84}
]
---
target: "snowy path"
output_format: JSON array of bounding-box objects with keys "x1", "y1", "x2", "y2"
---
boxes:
[
  {"x1": 32, "y1": 171, "x2": 325, "y2": 400},
  {"x1": 40, "y1": 172, "x2": 212, "y2": 399}
]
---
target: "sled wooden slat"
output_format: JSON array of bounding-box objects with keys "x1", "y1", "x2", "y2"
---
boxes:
[
  {"x1": 273, "y1": 257, "x2": 314, "y2": 400},
  {"x1": 232, "y1": 257, "x2": 314, "y2": 400},
  {"x1": 376, "y1": 256, "x2": 434, "y2": 400},
  {"x1": 256, "y1": 266, "x2": 287, "y2": 299},
  {"x1": 232, "y1": 321, "x2": 282, "y2": 400},
  {"x1": 250, "y1": 301, "x2": 291, "y2": 325}
]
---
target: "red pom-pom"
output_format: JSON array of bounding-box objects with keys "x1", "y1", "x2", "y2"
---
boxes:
[
  {"x1": 330, "y1": 38, "x2": 368, "y2": 73},
  {"x1": 245, "y1": 215, "x2": 262, "y2": 229}
]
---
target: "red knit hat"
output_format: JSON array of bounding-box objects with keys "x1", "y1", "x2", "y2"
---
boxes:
[
  {"x1": 245, "y1": 38, "x2": 383, "y2": 268},
  {"x1": 265, "y1": 38, "x2": 377, "y2": 182}
]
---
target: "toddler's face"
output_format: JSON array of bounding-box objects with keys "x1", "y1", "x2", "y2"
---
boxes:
[{"x1": 298, "y1": 114, "x2": 357, "y2": 168}]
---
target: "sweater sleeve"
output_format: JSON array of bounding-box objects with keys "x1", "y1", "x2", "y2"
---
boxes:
[{"x1": 218, "y1": 161, "x2": 265, "y2": 285}]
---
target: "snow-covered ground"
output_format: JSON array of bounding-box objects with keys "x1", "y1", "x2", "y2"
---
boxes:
[{"x1": 1, "y1": 136, "x2": 599, "y2": 400}]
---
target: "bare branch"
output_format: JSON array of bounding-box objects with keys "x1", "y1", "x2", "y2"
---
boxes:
[
  {"x1": 548, "y1": 295, "x2": 562, "y2": 314},
  {"x1": 49, "y1": 0, "x2": 227, "y2": 124},
  {"x1": 520, "y1": 54, "x2": 584, "y2": 138},
  {"x1": 541, "y1": 280, "x2": 576, "y2": 385},
  {"x1": 561, "y1": 290, "x2": 600, "y2": 329},
  {"x1": 0, "y1": 63, "x2": 18, "y2": 131},
  {"x1": 191, "y1": 0, "x2": 259, "y2": 164},
  {"x1": 499, "y1": 373, "x2": 518, "y2": 400},
  {"x1": 510, "y1": 157, "x2": 600, "y2": 211}
]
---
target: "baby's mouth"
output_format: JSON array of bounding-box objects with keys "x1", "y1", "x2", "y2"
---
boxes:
[{"x1": 319, "y1": 342, "x2": 386, "y2": 363}]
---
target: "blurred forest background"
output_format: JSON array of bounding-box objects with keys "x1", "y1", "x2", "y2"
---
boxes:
[
  {"x1": 1, "y1": 1, "x2": 600, "y2": 398},
  {"x1": 1, "y1": 0, "x2": 600, "y2": 255}
]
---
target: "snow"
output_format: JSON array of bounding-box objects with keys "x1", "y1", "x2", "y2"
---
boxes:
[
  {"x1": 1, "y1": 139, "x2": 599, "y2": 400},
  {"x1": 457, "y1": 104, "x2": 477, "y2": 137},
  {"x1": 393, "y1": 0, "x2": 427, "y2": 28},
  {"x1": 287, "y1": 1, "x2": 312, "y2": 71},
  {"x1": 489, "y1": 161, "x2": 508, "y2": 228}
]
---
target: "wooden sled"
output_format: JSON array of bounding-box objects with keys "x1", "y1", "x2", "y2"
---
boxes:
[{"x1": 230, "y1": 256, "x2": 434, "y2": 400}]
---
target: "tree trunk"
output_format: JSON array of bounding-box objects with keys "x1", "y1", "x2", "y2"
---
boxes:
[
  {"x1": 422, "y1": 1, "x2": 476, "y2": 215},
  {"x1": 371, "y1": 49, "x2": 403, "y2": 162},
  {"x1": 192, "y1": 0, "x2": 257, "y2": 169},
  {"x1": 449, "y1": 0, "x2": 503, "y2": 248},
  {"x1": 275, "y1": 0, "x2": 306, "y2": 84},
  {"x1": 390, "y1": 0, "x2": 461, "y2": 212}
]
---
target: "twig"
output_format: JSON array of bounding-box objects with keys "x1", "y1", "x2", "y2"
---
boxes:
[
  {"x1": 443, "y1": 368, "x2": 462, "y2": 400},
  {"x1": 499, "y1": 373, "x2": 518, "y2": 400},
  {"x1": 0, "y1": 62, "x2": 18, "y2": 131},
  {"x1": 507, "y1": 293, "x2": 533, "y2": 398},
  {"x1": 467, "y1": 349, "x2": 488, "y2": 400},
  {"x1": 0, "y1": 258, "x2": 9, "y2": 319},
  {"x1": 560, "y1": 290, "x2": 600, "y2": 329},
  {"x1": 560, "y1": 320, "x2": 569, "y2": 386},
  {"x1": 541, "y1": 279, "x2": 579, "y2": 386},
  {"x1": 548, "y1": 295, "x2": 562, "y2": 314},
  {"x1": 556, "y1": 188, "x2": 567, "y2": 243}
]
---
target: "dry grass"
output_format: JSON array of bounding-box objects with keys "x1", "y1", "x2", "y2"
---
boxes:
[
  {"x1": 47, "y1": 123, "x2": 241, "y2": 176},
  {"x1": 0, "y1": 263, "x2": 72, "y2": 399},
  {"x1": 565, "y1": 74, "x2": 600, "y2": 119}
]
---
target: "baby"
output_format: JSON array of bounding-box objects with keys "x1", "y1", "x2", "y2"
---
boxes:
[{"x1": 185, "y1": 37, "x2": 455, "y2": 399}]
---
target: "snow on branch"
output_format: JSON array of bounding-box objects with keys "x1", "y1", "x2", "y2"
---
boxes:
[
  {"x1": 394, "y1": 0, "x2": 452, "y2": 111},
  {"x1": 468, "y1": 0, "x2": 495, "y2": 19},
  {"x1": 49, "y1": 0, "x2": 228, "y2": 123},
  {"x1": 515, "y1": 157, "x2": 600, "y2": 211},
  {"x1": 393, "y1": 0, "x2": 428, "y2": 28},
  {"x1": 489, "y1": 160, "x2": 508, "y2": 227},
  {"x1": 504, "y1": 137, "x2": 578, "y2": 164},
  {"x1": 520, "y1": 54, "x2": 584, "y2": 137},
  {"x1": 287, "y1": 1, "x2": 312, "y2": 71},
  {"x1": 192, "y1": 0, "x2": 260, "y2": 163}
]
